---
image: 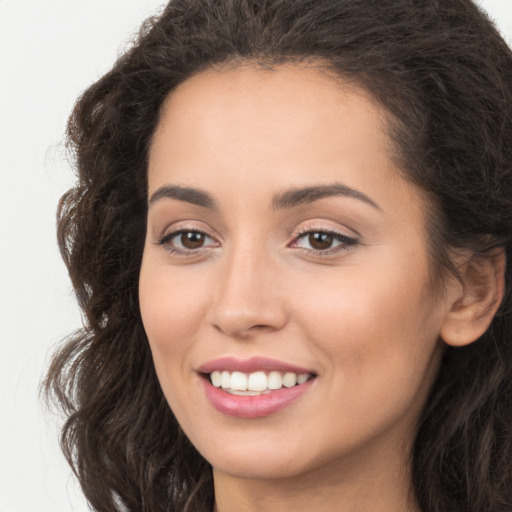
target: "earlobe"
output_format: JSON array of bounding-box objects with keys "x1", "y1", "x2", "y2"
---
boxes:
[{"x1": 440, "y1": 248, "x2": 506, "y2": 347}]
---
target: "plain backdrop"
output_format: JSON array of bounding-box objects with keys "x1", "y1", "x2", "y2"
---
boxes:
[{"x1": 0, "y1": 1, "x2": 511, "y2": 511}]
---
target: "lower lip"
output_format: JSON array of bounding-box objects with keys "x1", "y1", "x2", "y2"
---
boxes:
[{"x1": 201, "y1": 377, "x2": 315, "y2": 418}]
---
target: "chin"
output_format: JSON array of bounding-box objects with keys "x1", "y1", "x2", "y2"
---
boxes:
[
  {"x1": 211, "y1": 454, "x2": 307, "y2": 481},
  {"x1": 195, "y1": 433, "x2": 313, "y2": 480}
]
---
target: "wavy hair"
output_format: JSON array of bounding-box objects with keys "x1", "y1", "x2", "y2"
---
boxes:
[{"x1": 44, "y1": 0, "x2": 512, "y2": 510}]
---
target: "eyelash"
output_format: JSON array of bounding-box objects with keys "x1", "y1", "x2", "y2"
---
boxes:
[
  {"x1": 156, "y1": 227, "x2": 358, "y2": 257},
  {"x1": 290, "y1": 226, "x2": 358, "y2": 256},
  {"x1": 157, "y1": 228, "x2": 216, "y2": 256}
]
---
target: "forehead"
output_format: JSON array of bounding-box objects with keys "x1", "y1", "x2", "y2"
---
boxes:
[
  {"x1": 154, "y1": 63, "x2": 390, "y2": 145},
  {"x1": 149, "y1": 63, "x2": 401, "y2": 189},
  {"x1": 147, "y1": 63, "x2": 430, "y2": 238}
]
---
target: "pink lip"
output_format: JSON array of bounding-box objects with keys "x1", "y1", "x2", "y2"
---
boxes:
[
  {"x1": 200, "y1": 377, "x2": 315, "y2": 419},
  {"x1": 197, "y1": 357, "x2": 316, "y2": 419},
  {"x1": 198, "y1": 356, "x2": 314, "y2": 375}
]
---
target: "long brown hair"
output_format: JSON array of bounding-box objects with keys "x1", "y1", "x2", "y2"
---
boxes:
[{"x1": 45, "y1": 1, "x2": 512, "y2": 510}]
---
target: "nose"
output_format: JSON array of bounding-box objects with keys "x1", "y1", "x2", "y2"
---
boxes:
[{"x1": 209, "y1": 246, "x2": 288, "y2": 339}]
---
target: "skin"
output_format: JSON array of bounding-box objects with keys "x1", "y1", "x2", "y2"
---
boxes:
[{"x1": 139, "y1": 64, "x2": 461, "y2": 512}]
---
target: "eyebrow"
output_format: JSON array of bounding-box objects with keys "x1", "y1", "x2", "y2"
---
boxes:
[
  {"x1": 271, "y1": 183, "x2": 381, "y2": 211},
  {"x1": 148, "y1": 182, "x2": 380, "y2": 211},
  {"x1": 149, "y1": 185, "x2": 217, "y2": 209}
]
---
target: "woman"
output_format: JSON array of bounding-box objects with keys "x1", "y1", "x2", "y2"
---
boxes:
[{"x1": 45, "y1": 0, "x2": 512, "y2": 511}]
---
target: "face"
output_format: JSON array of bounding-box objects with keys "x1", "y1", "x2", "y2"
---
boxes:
[{"x1": 139, "y1": 64, "x2": 450, "y2": 483}]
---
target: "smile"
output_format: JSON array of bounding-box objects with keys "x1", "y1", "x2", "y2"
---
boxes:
[
  {"x1": 209, "y1": 370, "x2": 311, "y2": 395},
  {"x1": 198, "y1": 358, "x2": 317, "y2": 418}
]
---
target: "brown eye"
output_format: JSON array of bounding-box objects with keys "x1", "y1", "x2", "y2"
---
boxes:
[
  {"x1": 308, "y1": 232, "x2": 334, "y2": 250},
  {"x1": 180, "y1": 231, "x2": 206, "y2": 249},
  {"x1": 291, "y1": 229, "x2": 358, "y2": 254},
  {"x1": 158, "y1": 229, "x2": 217, "y2": 254}
]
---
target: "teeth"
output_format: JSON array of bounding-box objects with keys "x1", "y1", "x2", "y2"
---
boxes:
[
  {"x1": 209, "y1": 370, "x2": 311, "y2": 393},
  {"x1": 229, "y1": 389, "x2": 268, "y2": 396},
  {"x1": 297, "y1": 373, "x2": 309, "y2": 385},
  {"x1": 230, "y1": 371, "x2": 247, "y2": 391},
  {"x1": 211, "y1": 371, "x2": 221, "y2": 387},
  {"x1": 248, "y1": 371, "x2": 268, "y2": 391},
  {"x1": 283, "y1": 372, "x2": 297, "y2": 387},
  {"x1": 268, "y1": 371, "x2": 282, "y2": 390},
  {"x1": 221, "y1": 371, "x2": 230, "y2": 389}
]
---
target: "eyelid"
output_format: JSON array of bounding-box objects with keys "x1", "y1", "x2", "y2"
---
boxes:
[
  {"x1": 159, "y1": 228, "x2": 214, "y2": 244},
  {"x1": 155, "y1": 223, "x2": 220, "y2": 256},
  {"x1": 153, "y1": 220, "x2": 358, "y2": 257},
  {"x1": 288, "y1": 223, "x2": 359, "y2": 255},
  {"x1": 155, "y1": 219, "x2": 219, "y2": 242}
]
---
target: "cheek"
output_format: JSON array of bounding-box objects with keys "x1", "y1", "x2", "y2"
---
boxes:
[
  {"x1": 139, "y1": 255, "x2": 212, "y2": 419},
  {"x1": 294, "y1": 262, "x2": 434, "y2": 339},
  {"x1": 139, "y1": 254, "x2": 210, "y2": 364},
  {"x1": 289, "y1": 257, "x2": 443, "y2": 406}
]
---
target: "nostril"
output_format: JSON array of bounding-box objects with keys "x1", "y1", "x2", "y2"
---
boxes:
[
  {"x1": 213, "y1": 322, "x2": 277, "y2": 339},
  {"x1": 251, "y1": 324, "x2": 274, "y2": 331}
]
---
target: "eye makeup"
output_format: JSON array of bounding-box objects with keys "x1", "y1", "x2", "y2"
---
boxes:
[{"x1": 155, "y1": 223, "x2": 359, "y2": 259}]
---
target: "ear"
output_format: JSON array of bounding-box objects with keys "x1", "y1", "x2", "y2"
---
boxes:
[{"x1": 440, "y1": 248, "x2": 506, "y2": 347}]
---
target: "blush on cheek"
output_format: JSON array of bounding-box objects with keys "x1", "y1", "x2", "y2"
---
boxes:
[
  {"x1": 140, "y1": 266, "x2": 194, "y2": 352},
  {"x1": 141, "y1": 307, "x2": 192, "y2": 359}
]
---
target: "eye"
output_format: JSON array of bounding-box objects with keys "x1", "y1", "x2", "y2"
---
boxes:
[
  {"x1": 291, "y1": 229, "x2": 357, "y2": 254},
  {"x1": 158, "y1": 229, "x2": 218, "y2": 254},
  {"x1": 303, "y1": 232, "x2": 336, "y2": 250}
]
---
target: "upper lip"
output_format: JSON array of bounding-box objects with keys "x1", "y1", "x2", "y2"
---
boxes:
[{"x1": 198, "y1": 356, "x2": 315, "y2": 375}]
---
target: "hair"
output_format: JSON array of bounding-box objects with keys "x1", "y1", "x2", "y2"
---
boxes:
[{"x1": 44, "y1": 0, "x2": 512, "y2": 511}]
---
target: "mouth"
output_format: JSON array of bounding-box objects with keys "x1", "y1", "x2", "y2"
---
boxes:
[
  {"x1": 205, "y1": 370, "x2": 314, "y2": 396},
  {"x1": 197, "y1": 357, "x2": 317, "y2": 418}
]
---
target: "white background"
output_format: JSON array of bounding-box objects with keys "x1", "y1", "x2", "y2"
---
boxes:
[{"x1": 0, "y1": 1, "x2": 510, "y2": 511}]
